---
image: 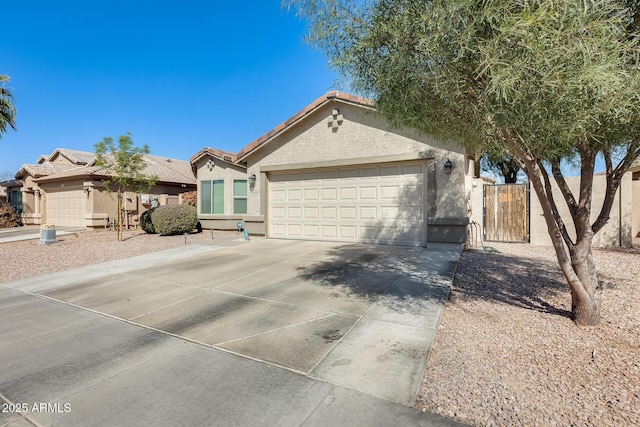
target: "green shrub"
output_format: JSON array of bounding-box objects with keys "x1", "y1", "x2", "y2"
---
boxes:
[
  {"x1": 140, "y1": 208, "x2": 156, "y2": 234},
  {"x1": 150, "y1": 204, "x2": 198, "y2": 236}
]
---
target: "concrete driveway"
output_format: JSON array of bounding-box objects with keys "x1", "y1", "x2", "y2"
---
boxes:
[{"x1": 1, "y1": 239, "x2": 463, "y2": 426}]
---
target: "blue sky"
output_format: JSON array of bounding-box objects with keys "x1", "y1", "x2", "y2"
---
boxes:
[{"x1": 1, "y1": 1, "x2": 338, "y2": 175}]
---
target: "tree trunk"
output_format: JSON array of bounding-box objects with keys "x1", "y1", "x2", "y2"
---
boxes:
[
  {"x1": 522, "y1": 157, "x2": 602, "y2": 326},
  {"x1": 569, "y1": 240, "x2": 602, "y2": 325},
  {"x1": 571, "y1": 284, "x2": 601, "y2": 326},
  {"x1": 504, "y1": 170, "x2": 517, "y2": 183},
  {"x1": 117, "y1": 191, "x2": 122, "y2": 241}
]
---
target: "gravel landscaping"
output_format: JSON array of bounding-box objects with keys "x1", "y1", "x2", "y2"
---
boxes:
[
  {"x1": 2, "y1": 230, "x2": 638, "y2": 426},
  {"x1": 417, "y1": 242, "x2": 640, "y2": 427}
]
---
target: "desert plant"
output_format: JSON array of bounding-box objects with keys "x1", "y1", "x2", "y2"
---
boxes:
[
  {"x1": 0, "y1": 201, "x2": 21, "y2": 228},
  {"x1": 150, "y1": 204, "x2": 198, "y2": 236},
  {"x1": 0, "y1": 75, "x2": 17, "y2": 139},
  {"x1": 94, "y1": 133, "x2": 158, "y2": 241},
  {"x1": 140, "y1": 208, "x2": 156, "y2": 234}
]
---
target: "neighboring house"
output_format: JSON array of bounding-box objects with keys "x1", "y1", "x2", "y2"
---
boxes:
[
  {"x1": 4, "y1": 148, "x2": 196, "y2": 228},
  {"x1": 191, "y1": 92, "x2": 469, "y2": 246},
  {"x1": 0, "y1": 181, "x2": 11, "y2": 203}
]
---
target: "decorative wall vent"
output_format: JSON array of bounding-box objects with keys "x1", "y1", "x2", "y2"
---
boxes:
[
  {"x1": 206, "y1": 158, "x2": 215, "y2": 171},
  {"x1": 327, "y1": 109, "x2": 344, "y2": 132}
]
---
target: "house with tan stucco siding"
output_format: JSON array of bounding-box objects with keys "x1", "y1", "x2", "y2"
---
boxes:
[
  {"x1": 3, "y1": 148, "x2": 196, "y2": 229},
  {"x1": 191, "y1": 92, "x2": 470, "y2": 246}
]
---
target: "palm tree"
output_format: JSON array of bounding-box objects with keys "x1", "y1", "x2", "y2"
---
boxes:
[{"x1": 0, "y1": 75, "x2": 16, "y2": 137}]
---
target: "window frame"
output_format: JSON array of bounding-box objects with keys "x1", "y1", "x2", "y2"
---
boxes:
[
  {"x1": 200, "y1": 180, "x2": 224, "y2": 214},
  {"x1": 232, "y1": 179, "x2": 248, "y2": 214}
]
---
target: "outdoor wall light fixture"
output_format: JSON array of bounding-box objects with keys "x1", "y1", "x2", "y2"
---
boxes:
[
  {"x1": 444, "y1": 159, "x2": 453, "y2": 175},
  {"x1": 83, "y1": 186, "x2": 91, "y2": 193},
  {"x1": 34, "y1": 189, "x2": 41, "y2": 197},
  {"x1": 248, "y1": 174, "x2": 257, "y2": 185}
]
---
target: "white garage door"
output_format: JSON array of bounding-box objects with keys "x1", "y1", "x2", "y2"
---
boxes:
[
  {"x1": 47, "y1": 189, "x2": 86, "y2": 226},
  {"x1": 268, "y1": 161, "x2": 426, "y2": 245}
]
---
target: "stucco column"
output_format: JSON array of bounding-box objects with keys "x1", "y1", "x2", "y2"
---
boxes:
[{"x1": 33, "y1": 187, "x2": 42, "y2": 224}]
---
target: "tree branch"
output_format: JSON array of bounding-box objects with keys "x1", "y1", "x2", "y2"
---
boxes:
[
  {"x1": 524, "y1": 159, "x2": 583, "y2": 295},
  {"x1": 539, "y1": 160, "x2": 576, "y2": 252},
  {"x1": 612, "y1": 139, "x2": 640, "y2": 179},
  {"x1": 592, "y1": 141, "x2": 639, "y2": 234},
  {"x1": 571, "y1": 146, "x2": 596, "y2": 241},
  {"x1": 551, "y1": 159, "x2": 578, "y2": 216}
]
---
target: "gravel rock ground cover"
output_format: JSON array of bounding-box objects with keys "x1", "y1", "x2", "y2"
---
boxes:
[
  {"x1": 417, "y1": 242, "x2": 640, "y2": 427},
  {"x1": 0, "y1": 229, "x2": 241, "y2": 283}
]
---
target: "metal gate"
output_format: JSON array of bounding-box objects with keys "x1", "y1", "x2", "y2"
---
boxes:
[{"x1": 483, "y1": 184, "x2": 529, "y2": 242}]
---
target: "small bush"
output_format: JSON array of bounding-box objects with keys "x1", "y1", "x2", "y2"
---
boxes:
[
  {"x1": 140, "y1": 208, "x2": 156, "y2": 234},
  {"x1": 150, "y1": 204, "x2": 198, "y2": 236},
  {"x1": 0, "y1": 201, "x2": 22, "y2": 228}
]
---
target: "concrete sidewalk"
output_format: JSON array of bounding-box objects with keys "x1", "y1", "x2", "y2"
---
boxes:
[
  {"x1": 1, "y1": 240, "x2": 465, "y2": 426},
  {"x1": 0, "y1": 225, "x2": 87, "y2": 244}
]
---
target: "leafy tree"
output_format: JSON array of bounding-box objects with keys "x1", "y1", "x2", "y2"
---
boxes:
[
  {"x1": 289, "y1": 0, "x2": 640, "y2": 325},
  {"x1": 94, "y1": 133, "x2": 158, "y2": 241},
  {"x1": 0, "y1": 170, "x2": 15, "y2": 181},
  {"x1": 481, "y1": 151, "x2": 521, "y2": 184},
  {"x1": 0, "y1": 75, "x2": 17, "y2": 138}
]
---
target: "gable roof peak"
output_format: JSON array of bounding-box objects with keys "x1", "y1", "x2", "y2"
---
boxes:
[
  {"x1": 188, "y1": 92, "x2": 375, "y2": 169},
  {"x1": 233, "y1": 91, "x2": 375, "y2": 162},
  {"x1": 48, "y1": 148, "x2": 96, "y2": 165}
]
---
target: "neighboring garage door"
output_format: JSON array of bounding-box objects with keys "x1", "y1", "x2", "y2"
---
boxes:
[
  {"x1": 46, "y1": 189, "x2": 86, "y2": 226},
  {"x1": 268, "y1": 161, "x2": 426, "y2": 245}
]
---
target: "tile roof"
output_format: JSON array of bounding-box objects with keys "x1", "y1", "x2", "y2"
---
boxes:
[
  {"x1": 52, "y1": 148, "x2": 95, "y2": 165},
  {"x1": 17, "y1": 147, "x2": 194, "y2": 185},
  {"x1": 30, "y1": 165, "x2": 104, "y2": 181},
  {"x1": 190, "y1": 92, "x2": 375, "y2": 167},
  {"x1": 189, "y1": 147, "x2": 238, "y2": 166},
  {"x1": 189, "y1": 147, "x2": 245, "y2": 176},
  {"x1": 141, "y1": 154, "x2": 197, "y2": 184},
  {"x1": 17, "y1": 162, "x2": 84, "y2": 179},
  {"x1": 34, "y1": 154, "x2": 196, "y2": 185},
  {"x1": 17, "y1": 147, "x2": 95, "y2": 179}
]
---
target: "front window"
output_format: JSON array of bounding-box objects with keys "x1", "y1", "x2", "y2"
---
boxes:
[
  {"x1": 233, "y1": 179, "x2": 247, "y2": 214},
  {"x1": 10, "y1": 190, "x2": 22, "y2": 212},
  {"x1": 201, "y1": 180, "x2": 224, "y2": 214}
]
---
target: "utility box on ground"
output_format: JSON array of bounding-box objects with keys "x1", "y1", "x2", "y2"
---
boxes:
[{"x1": 40, "y1": 224, "x2": 56, "y2": 245}]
